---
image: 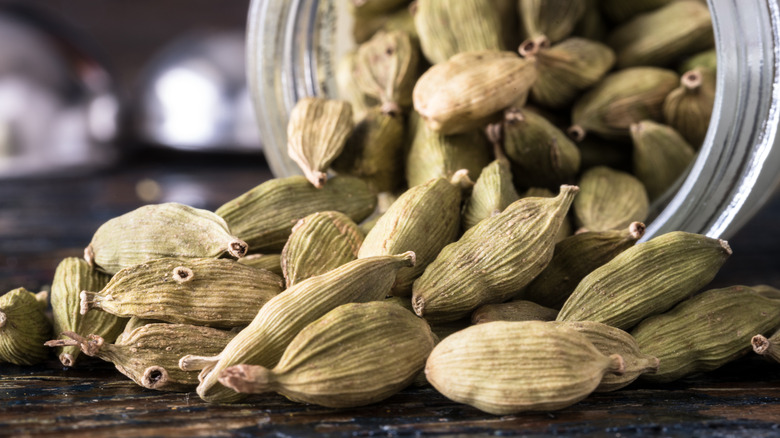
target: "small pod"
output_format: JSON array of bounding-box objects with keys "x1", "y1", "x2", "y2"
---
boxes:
[
  {"x1": 631, "y1": 121, "x2": 696, "y2": 200},
  {"x1": 353, "y1": 30, "x2": 420, "y2": 110},
  {"x1": 0, "y1": 288, "x2": 51, "y2": 365},
  {"x1": 189, "y1": 252, "x2": 416, "y2": 404},
  {"x1": 413, "y1": 51, "x2": 537, "y2": 135},
  {"x1": 574, "y1": 166, "x2": 649, "y2": 232},
  {"x1": 86, "y1": 203, "x2": 248, "y2": 275},
  {"x1": 219, "y1": 301, "x2": 436, "y2": 408},
  {"x1": 239, "y1": 254, "x2": 283, "y2": 278},
  {"x1": 81, "y1": 258, "x2": 283, "y2": 328},
  {"x1": 462, "y1": 159, "x2": 520, "y2": 231},
  {"x1": 412, "y1": 185, "x2": 578, "y2": 323},
  {"x1": 662, "y1": 67, "x2": 716, "y2": 148},
  {"x1": 45, "y1": 324, "x2": 234, "y2": 391},
  {"x1": 471, "y1": 300, "x2": 558, "y2": 324},
  {"x1": 752, "y1": 331, "x2": 780, "y2": 363},
  {"x1": 519, "y1": 0, "x2": 586, "y2": 43},
  {"x1": 281, "y1": 211, "x2": 364, "y2": 287},
  {"x1": 216, "y1": 175, "x2": 376, "y2": 253},
  {"x1": 632, "y1": 286, "x2": 780, "y2": 382},
  {"x1": 287, "y1": 97, "x2": 354, "y2": 188},
  {"x1": 521, "y1": 222, "x2": 645, "y2": 309},
  {"x1": 557, "y1": 231, "x2": 732, "y2": 330},
  {"x1": 425, "y1": 321, "x2": 625, "y2": 415},
  {"x1": 51, "y1": 257, "x2": 125, "y2": 367}
]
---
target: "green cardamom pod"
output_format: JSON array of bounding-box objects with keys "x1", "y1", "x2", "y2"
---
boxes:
[
  {"x1": 413, "y1": 0, "x2": 504, "y2": 64},
  {"x1": 520, "y1": 36, "x2": 616, "y2": 110},
  {"x1": 569, "y1": 67, "x2": 679, "y2": 141},
  {"x1": 608, "y1": 1, "x2": 713, "y2": 69},
  {"x1": 0, "y1": 288, "x2": 51, "y2": 365},
  {"x1": 662, "y1": 67, "x2": 716, "y2": 148},
  {"x1": 218, "y1": 301, "x2": 435, "y2": 408},
  {"x1": 521, "y1": 187, "x2": 573, "y2": 242},
  {"x1": 631, "y1": 121, "x2": 696, "y2": 200},
  {"x1": 574, "y1": 166, "x2": 649, "y2": 232},
  {"x1": 752, "y1": 331, "x2": 780, "y2": 363},
  {"x1": 353, "y1": 30, "x2": 420, "y2": 110},
  {"x1": 412, "y1": 185, "x2": 578, "y2": 323},
  {"x1": 521, "y1": 222, "x2": 645, "y2": 309},
  {"x1": 86, "y1": 203, "x2": 248, "y2": 275},
  {"x1": 503, "y1": 107, "x2": 581, "y2": 189},
  {"x1": 287, "y1": 97, "x2": 354, "y2": 188},
  {"x1": 358, "y1": 192, "x2": 398, "y2": 235},
  {"x1": 331, "y1": 106, "x2": 405, "y2": 193},
  {"x1": 51, "y1": 257, "x2": 125, "y2": 367},
  {"x1": 239, "y1": 253, "x2": 283, "y2": 278},
  {"x1": 632, "y1": 285, "x2": 780, "y2": 382},
  {"x1": 679, "y1": 49, "x2": 717, "y2": 75},
  {"x1": 186, "y1": 252, "x2": 416, "y2": 403},
  {"x1": 462, "y1": 159, "x2": 520, "y2": 231},
  {"x1": 405, "y1": 111, "x2": 491, "y2": 187},
  {"x1": 81, "y1": 258, "x2": 283, "y2": 328},
  {"x1": 472, "y1": 300, "x2": 558, "y2": 324},
  {"x1": 551, "y1": 321, "x2": 659, "y2": 392},
  {"x1": 425, "y1": 321, "x2": 625, "y2": 415},
  {"x1": 281, "y1": 211, "x2": 364, "y2": 287},
  {"x1": 598, "y1": 0, "x2": 675, "y2": 23},
  {"x1": 519, "y1": 0, "x2": 586, "y2": 43},
  {"x1": 413, "y1": 51, "x2": 537, "y2": 135},
  {"x1": 46, "y1": 324, "x2": 234, "y2": 391},
  {"x1": 557, "y1": 231, "x2": 732, "y2": 330},
  {"x1": 359, "y1": 171, "x2": 472, "y2": 296},
  {"x1": 216, "y1": 175, "x2": 376, "y2": 253}
]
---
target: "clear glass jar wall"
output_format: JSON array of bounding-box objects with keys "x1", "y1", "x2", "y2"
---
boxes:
[{"x1": 247, "y1": 0, "x2": 780, "y2": 240}]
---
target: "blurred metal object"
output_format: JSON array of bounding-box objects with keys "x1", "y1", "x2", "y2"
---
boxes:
[
  {"x1": 135, "y1": 31, "x2": 262, "y2": 152},
  {"x1": 0, "y1": 4, "x2": 119, "y2": 178}
]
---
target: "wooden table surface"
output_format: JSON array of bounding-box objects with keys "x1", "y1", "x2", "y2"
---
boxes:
[{"x1": 2, "y1": 154, "x2": 780, "y2": 437}]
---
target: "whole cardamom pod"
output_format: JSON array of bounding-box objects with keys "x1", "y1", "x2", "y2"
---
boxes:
[
  {"x1": 86, "y1": 203, "x2": 248, "y2": 275},
  {"x1": 632, "y1": 286, "x2": 780, "y2": 382},
  {"x1": 353, "y1": 30, "x2": 419, "y2": 111},
  {"x1": 81, "y1": 258, "x2": 283, "y2": 328},
  {"x1": 631, "y1": 121, "x2": 696, "y2": 200},
  {"x1": 662, "y1": 67, "x2": 716, "y2": 148},
  {"x1": 425, "y1": 321, "x2": 625, "y2": 415},
  {"x1": 218, "y1": 301, "x2": 435, "y2": 408},
  {"x1": 412, "y1": 185, "x2": 578, "y2": 323},
  {"x1": 557, "y1": 231, "x2": 732, "y2": 330},
  {"x1": 574, "y1": 166, "x2": 649, "y2": 232},
  {"x1": 51, "y1": 257, "x2": 125, "y2": 367},
  {"x1": 0, "y1": 288, "x2": 51, "y2": 365},
  {"x1": 519, "y1": 0, "x2": 586, "y2": 43},
  {"x1": 462, "y1": 159, "x2": 520, "y2": 231},
  {"x1": 216, "y1": 175, "x2": 376, "y2": 253},
  {"x1": 471, "y1": 300, "x2": 558, "y2": 324},
  {"x1": 521, "y1": 187, "x2": 573, "y2": 242},
  {"x1": 287, "y1": 97, "x2": 354, "y2": 188}
]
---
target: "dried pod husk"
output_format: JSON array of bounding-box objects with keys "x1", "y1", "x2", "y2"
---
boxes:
[
  {"x1": 662, "y1": 67, "x2": 716, "y2": 148},
  {"x1": 46, "y1": 324, "x2": 234, "y2": 391},
  {"x1": 598, "y1": 0, "x2": 675, "y2": 23},
  {"x1": 503, "y1": 108, "x2": 581, "y2": 189},
  {"x1": 81, "y1": 258, "x2": 283, "y2": 328},
  {"x1": 336, "y1": 51, "x2": 377, "y2": 121},
  {"x1": 472, "y1": 300, "x2": 558, "y2": 324},
  {"x1": 753, "y1": 331, "x2": 780, "y2": 363},
  {"x1": 412, "y1": 185, "x2": 578, "y2": 323},
  {"x1": 413, "y1": 51, "x2": 537, "y2": 135},
  {"x1": 569, "y1": 67, "x2": 679, "y2": 141},
  {"x1": 86, "y1": 203, "x2": 248, "y2": 275},
  {"x1": 557, "y1": 231, "x2": 732, "y2": 330},
  {"x1": 238, "y1": 254, "x2": 283, "y2": 278},
  {"x1": 521, "y1": 188, "x2": 573, "y2": 242},
  {"x1": 425, "y1": 321, "x2": 625, "y2": 415},
  {"x1": 631, "y1": 121, "x2": 696, "y2": 200},
  {"x1": 218, "y1": 301, "x2": 435, "y2": 408},
  {"x1": 679, "y1": 49, "x2": 717, "y2": 74},
  {"x1": 353, "y1": 6, "x2": 418, "y2": 44},
  {"x1": 287, "y1": 97, "x2": 354, "y2": 188},
  {"x1": 51, "y1": 257, "x2": 125, "y2": 367},
  {"x1": 216, "y1": 175, "x2": 376, "y2": 253},
  {"x1": 350, "y1": 0, "x2": 411, "y2": 17},
  {"x1": 754, "y1": 285, "x2": 780, "y2": 301},
  {"x1": 462, "y1": 159, "x2": 520, "y2": 231},
  {"x1": 405, "y1": 113, "x2": 492, "y2": 187},
  {"x1": 521, "y1": 222, "x2": 646, "y2": 310},
  {"x1": 521, "y1": 36, "x2": 616, "y2": 110},
  {"x1": 190, "y1": 252, "x2": 416, "y2": 403},
  {"x1": 632, "y1": 286, "x2": 780, "y2": 383},
  {"x1": 0, "y1": 288, "x2": 51, "y2": 365},
  {"x1": 353, "y1": 30, "x2": 420, "y2": 110},
  {"x1": 331, "y1": 106, "x2": 405, "y2": 193},
  {"x1": 519, "y1": 0, "x2": 586, "y2": 43},
  {"x1": 608, "y1": 1, "x2": 713, "y2": 69},
  {"x1": 281, "y1": 211, "x2": 364, "y2": 287},
  {"x1": 574, "y1": 166, "x2": 649, "y2": 232},
  {"x1": 413, "y1": 0, "x2": 504, "y2": 65},
  {"x1": 359, "y1": 172, "x2": 470, "y2": 296},
  {"x1": 551, "y1": 321, "x2": 659, "y2": 392}
]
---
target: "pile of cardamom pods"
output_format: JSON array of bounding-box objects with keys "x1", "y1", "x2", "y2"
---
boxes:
[{"x1": 3, "y1": 0, "x2": 780, "y2": 415}]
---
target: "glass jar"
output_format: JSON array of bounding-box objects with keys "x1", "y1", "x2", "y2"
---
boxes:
[{"x1": 246, "y1": 0, "x2": 780, "y2": 240}]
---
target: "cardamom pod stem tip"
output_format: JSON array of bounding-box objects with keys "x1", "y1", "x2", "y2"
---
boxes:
[
  {"x1": 79, "y1": 291, "x2": 94, "y2": 315},
  {"x1": 172, "y1": 266, "x2": 194, "y2": 283},
  {"x1": 505, "y1": 107, "x2": 524, "y2": 124},
  {"x1": 59, "y1": 353, "x2": 75, "y2": 367},
  {"x1": 412, "y1": 294, "x2": 424, "y2": 317},
  {"x1": 0, "y1": 310, "x2": 5, "y2": 328},
  {"x1": 450, "y1": 169, "x2": 475, "y2": 190},
  {"x1": 567, "y1": 125, "x2": 586, "y2": 142},
  {"x1": 682, "y1": 70, "x2": 703, "y2": 91},
  {"x1": 630, "y1": 222, "x2": 646, "y2": 240},
  {"x1": 50, "y1": 331, "x2": 104, "y2": 357},
  {"x1": 35, "y1": 291, "x2": 48, "y2": 305},
  {"x1": 518, "y1": 35, "x2": 549, "y2": 58},
  {"x1": 228, "y1": 239, "x2": 249, "y2": 259},
  {"x1": 400, "y1": 251, "x2": 417, "y2": 267},
  {"x1": 141, "y1": 366, "x2": 170, "y2": 390},
  {"x1": 84, "y1": 244, "x2": 95, "y2": 267},
  {"x1": 719, "y1": 239, "x2": 733, "y2": 256},
  {"x1": 219, "y1": 364, "x2": 273, "y2": 394},
  {"x1": 609, "y1": 354, "x2": 626, "y2": 375},
  {"x1": 179, "y1": 354, "x2": 221, "y2": 371},
  {"x1": 752, "y1": 334, "x2": 770, "y2": 355},
  {"x1": 381, "y1": 101, "x2": 401, "y2": 117}
]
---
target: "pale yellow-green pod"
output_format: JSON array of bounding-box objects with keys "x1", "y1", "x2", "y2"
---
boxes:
[
  {"x1": 1, "y1": 288, "x2": 51, "y2": 365},
  {"x1": 574, "y1": 166, "x2": 649, "y2": 232}
]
